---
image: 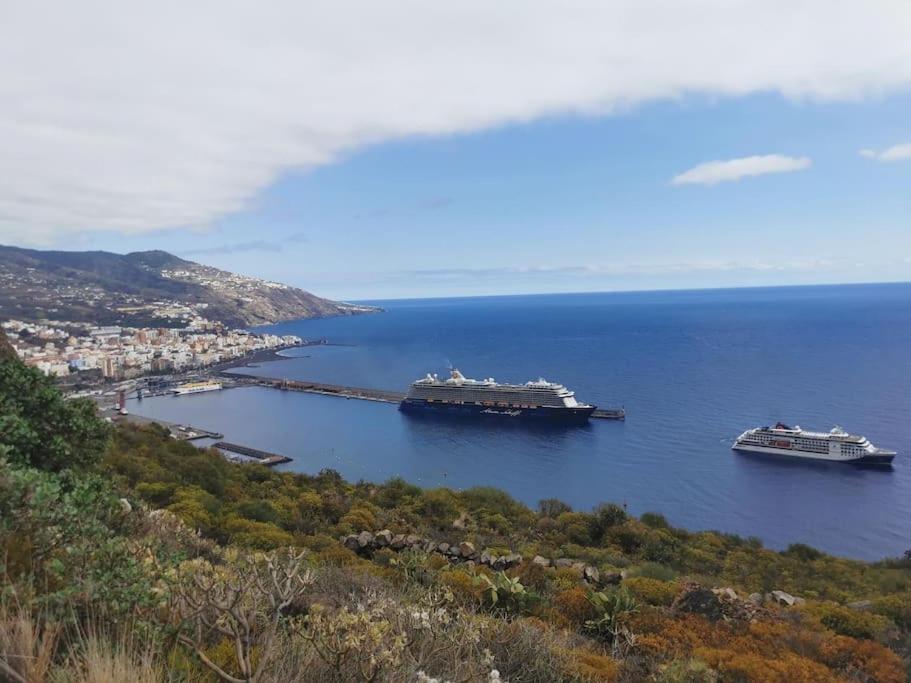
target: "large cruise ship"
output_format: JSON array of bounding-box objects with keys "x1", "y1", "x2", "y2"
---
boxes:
[
  {"x1": 733, "y1": 423, "x2": 896, "y2": 466},
  {"x1": 172, "y1": 380, "x2": 223, "y2": 396},
  {"x1": 399, "y1": 369, "x2": 596, "y2": 422}
]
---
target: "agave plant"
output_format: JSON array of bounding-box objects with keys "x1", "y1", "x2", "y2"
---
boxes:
[
  {"x1": 584, "y1": 587, "x2": 638, "y2": 648},
  {"x1": 476, "y1": 571, "x2": 527, "y2": 609}
]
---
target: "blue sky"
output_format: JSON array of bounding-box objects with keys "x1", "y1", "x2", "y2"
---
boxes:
[
  {"x1": 2, "y1": 3, "x2": 910, "y2": 300},
  {"x1": 66, "y1": 92, "x2": 911, "y2": 299}
]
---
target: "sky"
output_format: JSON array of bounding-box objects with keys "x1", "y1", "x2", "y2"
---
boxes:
[{"x1": 1, "y1": 2, "x2": 910, "y2": 300}]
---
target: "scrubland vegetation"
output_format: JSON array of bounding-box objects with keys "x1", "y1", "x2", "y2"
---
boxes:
[{"x1": 2, "y1": 347, "x2": 910, "y2": 681}]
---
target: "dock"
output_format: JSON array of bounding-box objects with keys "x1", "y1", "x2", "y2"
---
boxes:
[
  {"x1": 172, "y1": 424, "x2": 225, "y2": 440},
  {"x1": 228, "y1": 374, "x2": 406, "y2": 403},
  {"x1": 213, "y1": 442, "x2": 292, "y2": 466},
  {"x1": 226, "y1": 372, "x2": 626, "y2": 420},
  {"x1": 106, "y1": 410, "x2": 224, "y2": 440}
]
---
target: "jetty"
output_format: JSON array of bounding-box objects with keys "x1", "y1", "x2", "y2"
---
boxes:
[
  {"x1": 224, "y1": 372, "x2": 626, "y2": 420},
  {"x1": 213, "y1": 442, "x2": 292, "y2": 466},
  {"x1": 172, "y1": 424, "x2": 225, "y2": 440},
  {"x1": 227, "y1": 374, "x2": 406, "y2": 403},
  {"x1": 108, "y1": 411, "x2": 224, "y2": 440}
]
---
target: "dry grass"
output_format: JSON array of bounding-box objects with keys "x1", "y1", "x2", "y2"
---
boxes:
[
  {"x1": 0, "y1": 607, "x2": 164, "y2": 683},
  {"x1": 64, "y1": 630, "x2": 162, "y2": 683},
  {"x1": 0, "y1": 607, "x2": 59, "y2": 683}
]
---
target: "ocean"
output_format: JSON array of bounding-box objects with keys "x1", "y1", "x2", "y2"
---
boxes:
[{"x1": 130, "y1": 284, "x2": 911, "y2": 560}]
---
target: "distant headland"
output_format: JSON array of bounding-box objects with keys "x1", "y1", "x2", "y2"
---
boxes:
[{"x1": 0, "y1": 244, "x2": 380, "y2": 329}]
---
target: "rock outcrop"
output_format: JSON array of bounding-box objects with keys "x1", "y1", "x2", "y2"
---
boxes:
[
  {"x1": 770, "y1": 590, "x2": 805, "y2": 607},
  {"x1": 673, "y1": 584, "x2": 772, "y2": 622},
  {"x1": 339, "y1": 530, "x2": 609, "y2": 586},
  {"x1": 711, "y1": 587, "x2": 770, "y2": 622},
  {"x1": 673, "y1": 585, "x2": 724, "y2": 621}
]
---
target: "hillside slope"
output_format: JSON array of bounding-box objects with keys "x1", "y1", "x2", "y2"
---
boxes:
[{"x1": 0, "y1": 245, "x2": 375, "y2": 328}]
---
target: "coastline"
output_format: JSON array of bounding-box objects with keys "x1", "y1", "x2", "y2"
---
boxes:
[
  {"x1": 214, "y1": 340, "x2": 357, "y2": 373},
  {"x1": 215, "y1": 344, "x2": 301, "y2": 370}
]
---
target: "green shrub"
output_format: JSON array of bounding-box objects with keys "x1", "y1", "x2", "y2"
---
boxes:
[
  {"x1": 627, "y1": 562, "x2": 678, "y2": 582},
  {"x1": 871, "y1": 593, "x2": 911, "y2": 629},
  {"x1": 557, "y1": 512, "x2": 595, "y2": 545},
  {"x1": 624, "y1": 577, "x2": 678, "y2": 606},
  {"x1": 591, "y1": 503, "x2": 628, "y2": 542},
  {"x1": 0, "y1": 360, "x2": 110, "y2": 471},
  {"x1": 476, "y1": 571, "x2": 534, "y2": 614},
  {"x1": 538, "y1": 498, "x2": 572, "y2": 518},
  {"x1": 643, "y1": 532, "x2": 682, "y2": 565},
  {"x1": 584, "y1": 587, "x2": 638, "y2": 643},
  {"x1": 339, "y1": 504, "x2": 378, "y2": 532},
  {"x1": 417, "y1": 488, "x2": 460, "y2": 527},
  {"x1": 135, "y1": 481, "x2": 176, "y2": 506},
  {"x1": 657, "y1": 658, "x2": 716, "y2": 683},
  {"x1": 375, "y1": 476, "x2": 421, "y2": 508},
  {"x1": 235, "y1": 499, "x2": 278, "y2": 523},
  {"x1": 221, "y1": 515, "x2": 295, "y2": 550},
  {"x1": 640, "y1": 512, "x2": 671, "y2": 530},
  {"x1": 0, "y1": 462, "x2": 163, "y2": 618},
  {"x1": 785, "y1": 543, "x2": 824, "y2": 562},
  {"x1": 803, "y1": 602, "x2": 893, "y2": 640}
]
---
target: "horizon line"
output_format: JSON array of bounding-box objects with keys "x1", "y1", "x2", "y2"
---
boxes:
[{"x1": 346, "y1": 279, "x2": 911, "y2": 305}]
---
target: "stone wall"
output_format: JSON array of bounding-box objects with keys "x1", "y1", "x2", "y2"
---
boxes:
[{"x1": 340, "y1": 530, "x2": 621, "y2": 588}]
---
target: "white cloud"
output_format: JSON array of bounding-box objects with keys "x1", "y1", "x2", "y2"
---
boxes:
[
  {"x1": 672, "y1": 154, "x2": 812, "y2": 186},
  {"x1": 1, "y1": 1, "x2": 911, "y2": 244},
  {"x1": 859, "y1": 143, "x2": 911, "y2": 161}
]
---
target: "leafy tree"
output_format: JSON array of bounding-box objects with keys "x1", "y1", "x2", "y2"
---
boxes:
[
  {"x1": 0, "y1": 328, "x2": 16, "y2": 362},
  {"x1": 0, "y1": 358, "x2": 109, "y2": 471}
]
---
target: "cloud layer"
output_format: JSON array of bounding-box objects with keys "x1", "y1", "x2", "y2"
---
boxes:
[
  {"x1": 672, "y1": 155, "x2": 812, "y2": 186},
  {"x1": 180, "y1": 232, "x2": 307, "y2": 257},
  {"x1": 2, "y1": 1, "x2": 911, "y2": 244},
  {"x1": 860, "y1": 143, "x2": 911, "y2": 162}
]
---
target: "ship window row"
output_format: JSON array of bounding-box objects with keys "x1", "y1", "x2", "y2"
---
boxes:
[
  {"x1": 416, "y1": 385, "x2": 568, "y2": 396},
  {"x1": 412, "y1": 387, "x2": 567, "y2": 406}
]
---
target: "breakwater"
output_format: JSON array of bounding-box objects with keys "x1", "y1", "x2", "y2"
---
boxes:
[
  {"x1": 222, "y1": 372, "x2": 625, "y2": 418},
  {"x1": 109, "y1": 411, "x2": 223, "y2": 440},
  {"x1": 213, "y1": 441, "x2": 292, "y2": 466}
]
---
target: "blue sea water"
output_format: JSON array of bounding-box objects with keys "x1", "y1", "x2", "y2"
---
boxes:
[{"x1": 131, "y1": 284, "x2": 911, "y2": 560}]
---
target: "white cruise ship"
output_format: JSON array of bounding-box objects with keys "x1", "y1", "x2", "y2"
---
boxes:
[
  {"x1": 733, "y1": 423, "x2": 896, "y2": 466},
  {"x1": 400, "y1": 369, "x2": 596, "y2": 422},
  {"x1": 172, "y1": 380, "x2": 223, "y2": 396}
]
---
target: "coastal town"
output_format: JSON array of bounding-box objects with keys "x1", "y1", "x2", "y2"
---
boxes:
[{"x1": 1, "y1": 312, "x2": 302, "y2": 383}]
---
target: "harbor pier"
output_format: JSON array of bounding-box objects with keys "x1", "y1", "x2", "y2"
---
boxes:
[
  {"x1": 223, "y1": 372, "x2": 626, "y2": 420},
  {"x1": 213, "y1": 442, "x2": 292, "y2": 466}
]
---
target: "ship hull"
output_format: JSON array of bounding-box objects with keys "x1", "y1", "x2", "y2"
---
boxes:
[
  {"x1": 173, "y1": 385, "x2": 222, "y2": 396},
  {"x1": 733, "y1": 443, "x2": 895, "y2": 466},
  {"x1": 399, "y1": 398, "x2": 595, "y2": 423}
]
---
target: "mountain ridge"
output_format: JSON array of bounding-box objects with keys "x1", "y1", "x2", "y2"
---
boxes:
[{"x1": 0, "y1": 244, "x2": 375, "y2": 328}]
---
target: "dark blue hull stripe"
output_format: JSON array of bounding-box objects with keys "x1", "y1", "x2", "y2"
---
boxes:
[{"x1": 399, "y1": 399, "x2": 595, "y2": 422}]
